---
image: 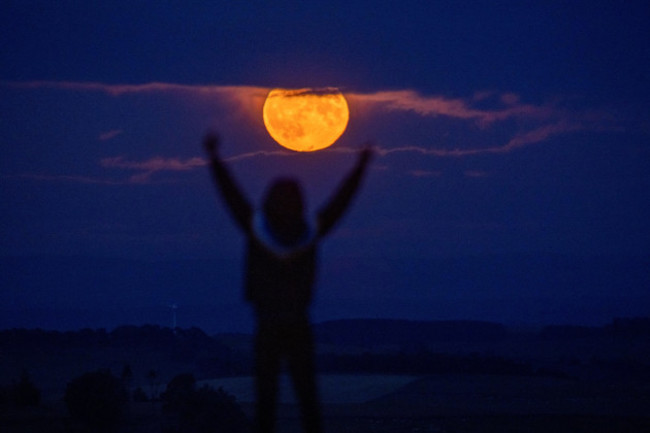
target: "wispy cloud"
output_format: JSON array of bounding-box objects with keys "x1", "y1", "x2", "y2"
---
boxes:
[
  {"x1": 100, "y1": 156, "x2": 207, "y2": 183},
  {"x1": 3, "y1": 79, "x2": 257, "y2": 95},
  {"x1": 4, "y1": 80, "x2": 574, "y2": 127},
  {"x1": 100, "y1": 156, "x2": 205, "y2": 171},
  {"x1": 2, "y1": 80, "x2": 620, "y2": 183},
  {"x1": 224, "y1": 150, "x2": 293, "y2": 162},
  {"x1": 347, "y1": 89, "x2": 554, "y2": 125},
  {"x1": 98, "y1": 129, "x2": 123, "y2": 141},
  {"x1": 347, "y1": 89, "x2": 615, "y2": 161},
  {"x1": 2, "y1": 80, "x2": 268, "y2": 108},
  {"x1": 409, "y1": 169, "x2": 442, "y2": 178},
  {"x1": 464, "y1": 170, "x2": 490, "y2": 178},
  {"x1": 6, "y1": 173, "x2": 124, "y2": 185},
  {"x1": 4, "y1": 80, "x2": 609, "y2": 139},
  {"x1": 96, "y1": 151, "x2": 306, "y2": 184},
  {"x1": 366, "y1": 120, "x2": 588, "y2": 158}
]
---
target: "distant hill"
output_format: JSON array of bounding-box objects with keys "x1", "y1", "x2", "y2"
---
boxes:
[
  {"x1": 314, "y1": 318, "x2": 507, "y2": 349},
  {"x1": 2, "y1": 317, "x2": 649, "y2": 401},
  {"x1": 314, "y1": 316, "x2": 650, "y2": 351}
]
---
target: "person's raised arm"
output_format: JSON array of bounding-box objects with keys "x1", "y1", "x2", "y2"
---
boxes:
[
  {"x1": 203, "y1": 133, "x2": 253, "y2": 234},
  {"x1": 316, "y1": 146, "x2": 373, "y2": 238}
]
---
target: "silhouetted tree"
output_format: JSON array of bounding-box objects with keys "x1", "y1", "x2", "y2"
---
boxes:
[
  {"x1": 64, "y1": 369, "x2": 128, "y2": 432},
  {"x1": 161, "y1": 373, "x2": 196, "y2": 414},
  {"x1": 147, "y1": 368, "x2": 160, "y2": 400},
  {"x1": 162, "y1": 373, "x2": 249, "y2": 433},
  {"x1": 9, "y1": 369, "x2": 40, "y2": 407},
  {"x1": 121, "y1": 364, "x2": 133, "y2": 385},
  {"x1": 132, "y1": 386, "x2": 149, "y2": 402}
]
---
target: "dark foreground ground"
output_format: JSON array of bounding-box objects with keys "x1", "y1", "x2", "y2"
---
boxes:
[
  {"x1": 271, "y1": 374, "x2": 650, "y2": 433},
  {"x1": 4, "y1": 404, "x2": 650, "y2": 433},
  {"x1": 3, "y1": 319, "x2": 649, "y2": 432},
  {"x1": 321, "y1": 414, "x2": 650, "y2": 433},
  {"x1": 3, "y1": 373, "x2": 650, "y2": 433}
]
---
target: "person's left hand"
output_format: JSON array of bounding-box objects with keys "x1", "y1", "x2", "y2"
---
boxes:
[{"x1": 359, "y1": 143, "x2": 374, "y2": 165}]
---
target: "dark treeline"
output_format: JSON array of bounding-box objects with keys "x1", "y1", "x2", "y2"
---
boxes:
[
  {"x1": 4, "y1": 317, "x2": 650, "y2": 350},
  {"x1": 1, "y1": 325, "x2": 248, "y2": 377},
  {"x1": 314, "y1": 317, "x2": 650, "y2": 349},
  {"x1": 314, "y1": 319, "x2": 508, "y2": 349},
  {"x1": 2, "y1": 324, "x2": 210, "y2": 349},
  {"x1": 2, "y1": 318, "x2": 650, "y2": 382},
  {"x1": 0, "y1": 325, "x2": 226, "y2": 352},
  {"x1": 318, "y1": 351, "x2": 537, "y2": 377},
  {"x1": 1, "y1": 324, "x2": 227, "y2": 356},
  {"x1": 540, "y1": 317, "x2": 650, "y2": 338}
]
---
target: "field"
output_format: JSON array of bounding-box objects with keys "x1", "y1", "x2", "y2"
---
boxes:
[
  {"x1": 202, "y1": 373, "x2": 650, "y2": 432},
  {"x1": 202, "y1": 374, "x2": 418, "y2": 404}
]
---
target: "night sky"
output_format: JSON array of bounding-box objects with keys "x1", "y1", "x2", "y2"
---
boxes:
[{"x1": 1, "y1": 1, "x2": 649, "y2": 332}]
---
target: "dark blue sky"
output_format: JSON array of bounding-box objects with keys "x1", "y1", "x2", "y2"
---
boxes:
[{"x1": 1, "y1": 1, "x2": 649, "y2": 331}]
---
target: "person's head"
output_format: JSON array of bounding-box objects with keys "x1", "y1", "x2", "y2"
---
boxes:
[{"x1": 262, "y1": 178, "x2": 307, "y2": 243}]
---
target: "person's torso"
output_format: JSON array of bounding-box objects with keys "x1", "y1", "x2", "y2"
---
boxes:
[{"x1": 244, "y1": 213, "x2": 319, "y2": 318}]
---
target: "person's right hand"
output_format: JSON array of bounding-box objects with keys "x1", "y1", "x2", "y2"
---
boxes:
[{"x1": 203, "y1": 132, "x2": 220, "y2": 157}]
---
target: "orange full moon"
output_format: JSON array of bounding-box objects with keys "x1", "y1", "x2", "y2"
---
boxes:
[{"x1": 262, "y1": 88, "x2": 349, "y2": 152}]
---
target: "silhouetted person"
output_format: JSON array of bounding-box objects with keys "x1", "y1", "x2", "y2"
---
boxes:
[{"x1": 204, "y1": 133, "x2": 372, "y2": 433}]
